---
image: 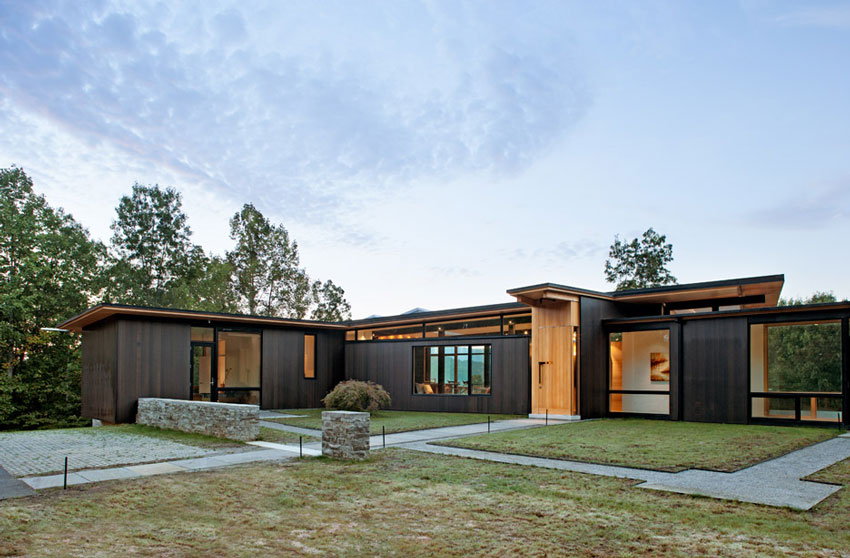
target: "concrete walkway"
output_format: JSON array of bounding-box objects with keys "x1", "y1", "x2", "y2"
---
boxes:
[
  {"x1": 21, "y1": 448, "x2": 298, "y2": 490},
  {"x1": 406, "y1": 434, "x2": 850, "y2": 510},
  {"x1": 0, "y1": 465, "x2": 35, "y2": 500}
]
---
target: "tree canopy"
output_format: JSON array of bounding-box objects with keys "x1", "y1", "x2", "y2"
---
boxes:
[
  {"x1": 0, "y1": 167, "x2": 104, "y2": 428},
  {"x1": 604, "y1": 227, "x2": 677, "y2": 291}
]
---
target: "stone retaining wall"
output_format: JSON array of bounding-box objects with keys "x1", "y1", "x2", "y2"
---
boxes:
[
  {"x1": 136, "y1": 398, "x2": 259, "y2": 441},
  {"x1": 322, "y1": 411, "x2": 370, "y2": 459}
]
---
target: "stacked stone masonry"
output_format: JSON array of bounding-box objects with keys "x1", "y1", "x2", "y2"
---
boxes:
[
  {"x1": 136, "y1": 398, "x2": 259, "y2": 441},
  {"x1": 322, "y1": 411, "x2": 370, "y2": 460}
]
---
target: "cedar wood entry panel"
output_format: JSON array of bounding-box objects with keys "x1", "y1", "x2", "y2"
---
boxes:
[
  {"x1": 262, "y1": 329, "x2": 345, "y2": 409},
  {"x1": 344, "y1": 336, "x2": 531, "y2": 414}
]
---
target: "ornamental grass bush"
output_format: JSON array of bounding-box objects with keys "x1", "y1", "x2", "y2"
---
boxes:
[{"x1": 322, "y1": 380, "x2": 391, "y2": 413}]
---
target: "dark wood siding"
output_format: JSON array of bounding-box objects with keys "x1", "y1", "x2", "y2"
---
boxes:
[
  {"x1": 81, "y1": 320, "x2": 118, "y2": 423},
  {"x1": 114, "y1": 320, "x2": 191, "y2": 423},
  {"x1": 262, "y1": 329, "x2": 344, "y2": 409},
  {"x1": 681, "y1": 317, "x2": 748, "y2": 424},
  {"x1": 579, "y1": 297, "x2": 625, "y2": 418},
  {"x1": 344, "y1": 336, "x2": 530, "y2": 414}
]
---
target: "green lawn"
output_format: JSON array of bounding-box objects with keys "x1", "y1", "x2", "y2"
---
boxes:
[
  {"x1": 1, "y1": 449, "x2": 847, "y2": 557},
  {"x1": 438, "y1": 418, "x2": 839, "y2": 472},
  {"x1": 269, "y1": 409, "x2": 523, "y2": 435},
  {"x1": 256, "y1": 427, "x2": 319, "y2": 445}
]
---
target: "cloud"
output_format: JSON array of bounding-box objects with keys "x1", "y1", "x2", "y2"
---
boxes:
[
  {"x1": 0, "y1": 1, "x2": 590, "y2": 225},
  {"x1": 749, "y1": 182, "x2": 850, "y2": 229}
]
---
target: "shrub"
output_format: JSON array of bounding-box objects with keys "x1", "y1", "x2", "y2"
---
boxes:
[{"x1": 322, "y1": 380, "x2": 391, "y2": 413}]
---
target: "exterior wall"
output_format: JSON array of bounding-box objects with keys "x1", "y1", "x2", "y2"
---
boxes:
[
  {"x1": 578, "y1": 297, "x2": 624, "y2": 418},
  {"x1": 262, "y1": 329, "x2": 345, "y2": 409},
  {"x1": 115, "y1": 319, "x2": 192, "y2": 423},
  {"x1": 345, "y1": 336, "x2": 530, "y2": 414},
  {"x1": 681, "y1": 317, "x2": 749, "y2": 423},
  {"x1": 81, "y1": 320, "x2": 118, "y2": 423}
]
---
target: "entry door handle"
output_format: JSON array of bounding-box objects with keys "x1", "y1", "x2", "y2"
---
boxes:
[{"x1": 538, "y1": 361, "x2": 550, "y2": 384}]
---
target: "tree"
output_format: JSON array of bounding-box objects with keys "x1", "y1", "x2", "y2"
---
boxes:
[
  {"x1": 604, "y1": 227, "x2": 676, "y2": 290},
  {"x1": 311, "y1": 279, "x2": 352, "y2": 321},
  {"x1": 227, "y1": 204, "x2": 312, "y2": 317},
  {"x1": 0, "y1": 167, "x2": 105, "y2": 429},
  {"x1": 106, "y1": 183, "x2": 207, "y2": 308}
]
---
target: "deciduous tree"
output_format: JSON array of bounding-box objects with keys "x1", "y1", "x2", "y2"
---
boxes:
[{"x1": 604, "y1": 228, "x2": 676, "y2": 290}]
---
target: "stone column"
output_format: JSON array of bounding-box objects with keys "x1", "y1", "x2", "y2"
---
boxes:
[{"x1": 322, "y1": 411, "x2": 370, "y2": 460}]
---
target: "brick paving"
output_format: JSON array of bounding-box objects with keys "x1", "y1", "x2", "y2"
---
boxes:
[{"x1": 0, "y1": 428, "x2": 219, "y2": 476}]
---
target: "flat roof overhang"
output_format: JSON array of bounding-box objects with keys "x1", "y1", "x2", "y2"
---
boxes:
[
  {"x1": 508, "y1": 274, "x2": 785, "y2": 309},
  {"x1": 58, "y1": 304, "x2": 348, "y2": 333},
  {"x1": 602, "y1": 300, "x2": 850, "y2": 326}
]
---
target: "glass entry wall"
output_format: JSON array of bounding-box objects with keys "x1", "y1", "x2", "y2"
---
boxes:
[
  {"x1": 750, "y1": 321, "x2": 842, "y2": 422},
  {"x1": 216, "y1": 331, "x2": 261, "y2": 404},
  {"x1": 190, "y1": 327, "x2": 261, "y2": 405},
  {"x1": 609, "y1": 329, "x2": 671, "y2": 415}
]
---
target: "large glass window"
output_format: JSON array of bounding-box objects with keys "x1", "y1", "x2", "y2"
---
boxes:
[
  {"x1": 216, "y1": 331, "x2": 261, "y2": 404},
  {"x1": 750, "y1": 321, "x2": 842, "y2": 422},
  {"x1": 609, "y1": 330, "x2": 670, "y2": 415},
  {"x1": 413, "y1": 345, "x2": 491, "y2": 396}
]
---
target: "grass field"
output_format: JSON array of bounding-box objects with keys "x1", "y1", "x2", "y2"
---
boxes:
[
  {"x1": 269, "y1": 409, "x2": 523, "y2": 435},
  {"x1": 438, "y1": 418, "x2": 839, "y2": 471},
  {"x1": 1, "y1": 449, "x2": 847, "y2": 557},
  {"x1": 256, "y1": 427, "x2": 319, "y2": 444}
]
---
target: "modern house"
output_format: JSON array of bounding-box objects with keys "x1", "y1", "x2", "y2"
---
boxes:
[{"x1": 59, "y1": 274, "x2": 850, "y2": 427}]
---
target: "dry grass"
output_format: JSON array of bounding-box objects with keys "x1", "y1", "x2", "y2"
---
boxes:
[
  {"x1": 439, "y1": 418, "x2": 839, "y2": 472},
  {"x1": 0, "y1": 449, "x2": 847, "y2": 557},
  {"x1": 270, "y1": 409, "x2": 523, "y2": 435}
]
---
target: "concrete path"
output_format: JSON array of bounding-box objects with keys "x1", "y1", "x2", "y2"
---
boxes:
[
  {"x1": 21, "y1": 448, "x2": 298, "y2": 490},
  {"x1": 0, "y1": 465, "x2": 35, "y2": 500},
  {"x1": 260, "y1": 420, "x2": 323, "y2": 438},
  {"x1": 259, "y1": 411, "x2": 302, "y2": 419},
  {"x1": 406, "y1": 435, "x2": 850, "y2": 510}
]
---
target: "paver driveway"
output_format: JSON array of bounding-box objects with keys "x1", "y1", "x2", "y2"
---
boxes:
[{"x1": 0, "y1": 428, "x2": 226, "y2": 476}]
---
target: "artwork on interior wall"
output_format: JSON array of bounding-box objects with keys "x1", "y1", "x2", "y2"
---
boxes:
[{"x1": 650, "y1": 352, "x2": 670, "y2": 383}]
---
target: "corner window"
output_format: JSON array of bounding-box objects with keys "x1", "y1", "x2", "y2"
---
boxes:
[
  {"x1": 304, "y1": 334, "x2": 316, "y2": 379},
  {"x1": 749, "y1": 321, "x2": 842, "y2": 422},
  {"x1": 413, "y1": 345, "x2": 491, "y2": 395}
]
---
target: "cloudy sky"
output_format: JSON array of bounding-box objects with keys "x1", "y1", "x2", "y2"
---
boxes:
[{"x1": 2, "y1": 1, "x2": 849, "y2": 317}]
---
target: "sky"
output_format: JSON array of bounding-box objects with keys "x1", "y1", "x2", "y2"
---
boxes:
[{"x1": 1, "y1": 0, "x2": 849, "y2": 318}]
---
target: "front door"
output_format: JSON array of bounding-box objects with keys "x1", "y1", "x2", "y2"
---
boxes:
[
  {"x1": 530, "y1": 302, "x2": 579, "y2": 418},
  {"x1": 190, "y1": 342, "x2": 215, "y2": 401}
]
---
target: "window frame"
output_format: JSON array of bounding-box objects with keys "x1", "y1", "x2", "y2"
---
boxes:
[
  {"x1": 606, "y1": 326, "x2": 672, "y2": 417},
  {"x1": 412, "y1": 343, "x2": 493, "y2": 397}
]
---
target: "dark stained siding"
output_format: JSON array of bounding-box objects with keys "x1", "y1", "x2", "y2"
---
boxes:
[
  {"x1": 115, "y1": 320, "x2": 191, "y2": 423},
  {"x1": 344, "y1": 336, "x2": 530, "y2": 414},
  {"x1": 81, "y1": 320, "x2": 118, "y2": 422},
  {"x1": 578, "y1": 297, "x2": 625, "y2": 418},
  {"x1": 262, "y1": 329, "x2": 344, "y2": 409},
  {"x1": 681, "y1": 317, "x2": 748, "y2": 424}
]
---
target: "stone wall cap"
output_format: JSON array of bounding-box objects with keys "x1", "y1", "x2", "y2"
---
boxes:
[{"x1": 138, "y1": 398, "x2": 259, "y2": 411}]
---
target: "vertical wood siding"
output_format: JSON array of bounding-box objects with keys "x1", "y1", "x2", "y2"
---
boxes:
[
  {"x1": 682, "y1": 317, "x2": 749, "y2": 423},
  {"x1": 81, "y1": 320, "x2": 118, "y2": 422},
  {"x1": 114, "y1": 320, "x2": 191, "y2": 423},
  {"x1": 262, "y1": 329, "x2": 344, "y2": 409},
  {"x1": 344, "y1": 336, "x2": 530, "y2": 414}
]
